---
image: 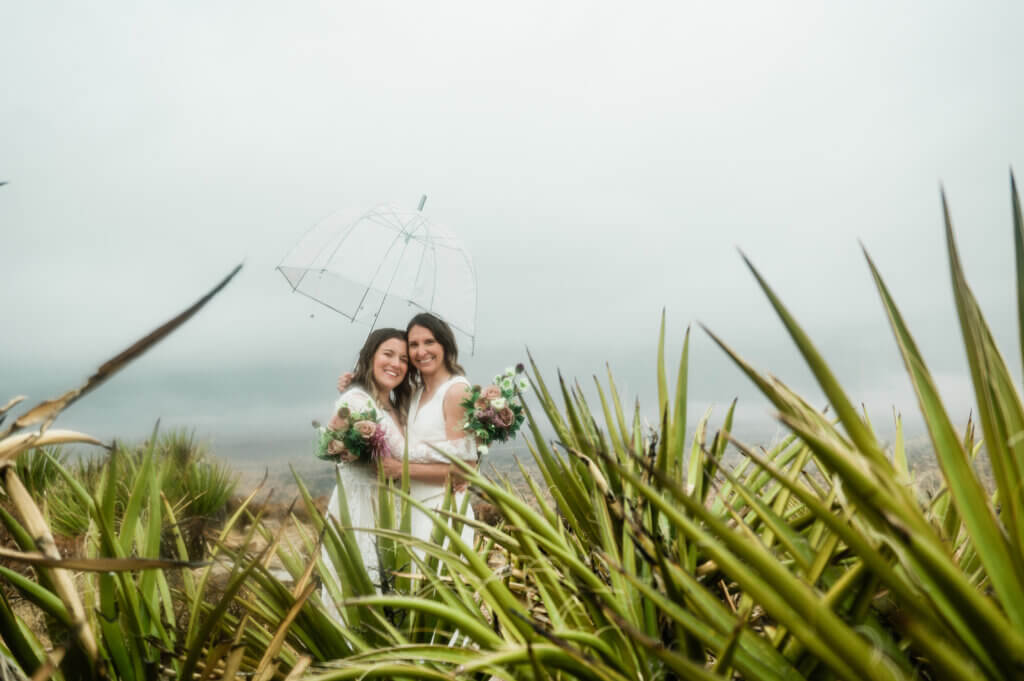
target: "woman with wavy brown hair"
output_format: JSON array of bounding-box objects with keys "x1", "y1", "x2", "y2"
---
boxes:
[
  {"x1": 377, "y1": 313, "x2": 476, "y2": 547},
  {"x1": 321, "y1": 328, "x2": 409, "y2": 614}
]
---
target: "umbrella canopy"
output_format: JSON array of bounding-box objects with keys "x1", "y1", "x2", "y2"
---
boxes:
[{"x1": 277, "y1": 199, "x2": 477, "y2": 350}]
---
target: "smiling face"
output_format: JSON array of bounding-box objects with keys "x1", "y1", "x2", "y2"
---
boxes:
[
  {"x1": 407, "y1": 324, "x2": 445, "y2": 378},
  {"x1": 372, "y1": 338, "x2": 409, "y2": 392}
]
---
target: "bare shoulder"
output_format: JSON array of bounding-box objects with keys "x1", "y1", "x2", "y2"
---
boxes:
[{"x1": 443, "y1": 381, "x2": 472, "y2": 410}]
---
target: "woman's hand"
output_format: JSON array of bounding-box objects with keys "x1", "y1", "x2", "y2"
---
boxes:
[
  {"x1": 376, "y1": 455, "x2": 470, "y2": 491},
  {"x1": 337, "y1": 372, "x2": 354, "y2": 393},
  {"x1": 376, "y1": 454, "x2": 404, "y2": 480}
]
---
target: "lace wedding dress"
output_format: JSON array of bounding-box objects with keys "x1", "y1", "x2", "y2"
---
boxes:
[{"x1": 320, "y1": 387, "x2": 404, "y2": 618}]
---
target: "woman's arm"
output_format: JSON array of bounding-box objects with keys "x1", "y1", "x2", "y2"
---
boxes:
[
  {"x1": 442, "y1": 383, "x2": 473, "y2": 441},
  {"x1": 377, "y1": 382, "x2": 476, "y2": 486},
  {"x1": 376, "y1": 456, "x2": 467, "y2": 487}
]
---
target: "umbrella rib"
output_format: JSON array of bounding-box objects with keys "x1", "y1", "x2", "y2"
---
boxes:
[
  {"x1": 320, "y1": 206, "x2": 378, "y2": 270},
  {"x1": 368, "y1": 230, "x2": 416, "y2": 332},
  {"x1": 464, "y1": 248, "x2": 479, "y2": 355},
  {"x1": 277, "y1": 205, "x2": 347, "y2": 290},
  {"x1": 428, "y1": 237, "x2": 439, "y2": 312},
  {"x1": 275, "y1": 266, "x2": 299, "y2": 291},
  {"x1": 291, "y1": 287, "x2": 360, "y2": 321},
  {"x1": 352, "y1": 222, "x2": 410, "y2": 322},
  {"x1": 410, "y1": 232, "x2": 430, "y2": 300},
  {"x1": 402, "y1": 299, "x2": 476, "y2": 344}
]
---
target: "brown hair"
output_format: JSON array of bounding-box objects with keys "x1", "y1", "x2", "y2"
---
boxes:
[
  {"x1": 350, "y1": 328, "x2": 411, "y2": 421},
  {"x1": 406, "y1": 312, "x2": 464, "y2": 387}
]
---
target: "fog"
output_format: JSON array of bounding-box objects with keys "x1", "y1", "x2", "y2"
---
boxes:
[{"x1": 3, "y1": 2, "x2": 1022, "y2": 459}]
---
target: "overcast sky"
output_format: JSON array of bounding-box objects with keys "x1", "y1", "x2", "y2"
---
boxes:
[{"x1": 3, "y1": 2, "x2": 1023, "y2": 456}]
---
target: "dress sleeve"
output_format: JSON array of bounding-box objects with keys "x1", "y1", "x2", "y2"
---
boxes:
[
  {"x1": 333, "y1": 388, "x2": 375, "y2": 416},
  {"x1": 381, "y1": 413, "x2": 407, "y2": 460}
]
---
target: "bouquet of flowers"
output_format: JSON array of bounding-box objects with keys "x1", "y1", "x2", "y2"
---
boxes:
[
  {"x1": 462, "y1": 364, "x2": 530, "y2": 455},
  {"x1": 314, "y1": 405, "x2": 389, "y2": 463}
]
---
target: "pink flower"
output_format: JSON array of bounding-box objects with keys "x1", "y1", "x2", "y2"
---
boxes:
[
  {"x1": 475, "y1": 397, "x2": 490, "y2": 411},
  {"x1": 482, "y1": 385, "x2": 502, "y2": 401},
  {"x1": 354, "y1": 420, "x2": 376, "y2": 439},
  {"x1": 495, "y1": 407, "x2": 515, "y2": 428},
  {"x1": 369, "y1": 423, "x2": 390, "y2": 460},
  {"x1": 478, "y1": 408, "x2": 497, "y2": 425}
]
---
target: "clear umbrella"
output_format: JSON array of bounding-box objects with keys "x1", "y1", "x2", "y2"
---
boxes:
[{"x1": 277, "y1": 196, "x2": 478, "y2": 351}]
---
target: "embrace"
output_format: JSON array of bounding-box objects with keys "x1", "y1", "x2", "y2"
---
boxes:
[{"x1": 319, "y1": 312, "x2": 480, "y2": 604}]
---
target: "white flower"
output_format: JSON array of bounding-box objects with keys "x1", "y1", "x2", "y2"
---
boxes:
[
  {"x1": 478, "y1": 444, "x2": 489, "y2": 455},
  {"x1": 491, "y1": 397, "x2": 507, "y2": 410},
  {"x1": 516, "y1": 376, "x2": 530, "y2": 392},
  {"x1": 500, "y1": 376, "x2": 514, "y2": 392},
  {"x1": 504, "y1": 367, "x2": 516, "y2": 377}
]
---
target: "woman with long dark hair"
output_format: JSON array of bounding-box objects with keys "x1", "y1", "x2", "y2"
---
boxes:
[
  {"x1": 375, "y1": 312, "x2": 476, "y2": 546},
  {"x1": 321, "y1": 328, "x2": 409, "y2": 613}
]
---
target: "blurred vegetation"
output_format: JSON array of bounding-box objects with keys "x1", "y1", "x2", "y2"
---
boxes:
[
  {"x1": 1, "y1": 180, "x2": 1023, "y2": 680},
  {"x1": 10, "y1": 430, "x2": 237, "y2": 559}
]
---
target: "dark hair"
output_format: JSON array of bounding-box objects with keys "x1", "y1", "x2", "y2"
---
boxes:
[
  {"x1": 350, "y1": 328, "x2": 411, "y2": 421},
  {"x1": 406, "y1": 313, "x2": 464, "y2": 386}
]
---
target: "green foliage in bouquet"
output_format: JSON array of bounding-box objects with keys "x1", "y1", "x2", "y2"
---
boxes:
[
  {"x1": 315, "y1": 406, "x2": 383, "y2": 462},
  {"x1": 462, "y1": 365, "x2": 530, "y2": 452}
]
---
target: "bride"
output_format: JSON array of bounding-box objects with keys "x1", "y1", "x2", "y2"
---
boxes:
[
  {"x1": 377, "y1": 313, "x2": 477, "y2": 547},
  {"x1": 321, "y1": 328, "x2": 409, "y2": 610}
]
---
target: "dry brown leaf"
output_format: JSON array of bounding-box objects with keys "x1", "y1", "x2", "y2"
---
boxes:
[
  {"x1": 2, "y1": 467, "x2": 99, "y2": 661},
  {"x1": 0, "y1": 429, "x2": 106, "y2": 462},
  {"x1": 29, "y1": 646, "x2": 65, "y2": 681},
  {"x1": 253, "y1": 581, "x2": 316, "y2": 681},
  {"x1": 0, "y1": 396, "x2": 26, "y2": 415},
  {"x1": 0, "y1": 545, "x2": 205, "y2": 571},
  {"x1": 282, "y1": 656, "x2": 312, "y2": 681}
]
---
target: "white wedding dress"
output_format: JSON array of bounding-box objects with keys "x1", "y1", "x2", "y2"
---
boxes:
[
  {"x1": 406, "y1": 375, "x2": 477, "y2": 551},
  {"x1": 320, "y1": 380, "x2": 477, "y2": 622},
  {"x1": 321, "y1": 387, "x2": 404, "y2": 617}
]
